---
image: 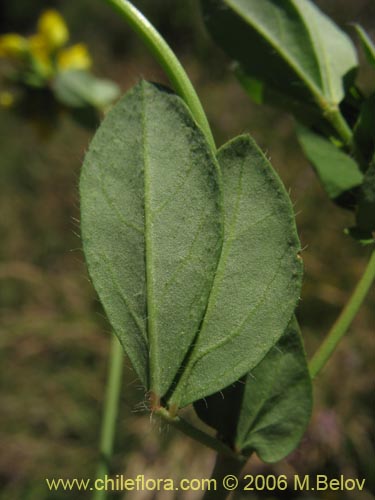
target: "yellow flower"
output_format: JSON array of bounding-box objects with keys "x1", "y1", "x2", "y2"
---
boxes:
[
  {"x1": 0, "y1": 91, "x2": 15, "y2": 108},
  {"x1": 0, "y1": 34, "x2": 28, "y2": 58},
  {"x1": 57, "y1": 44, "x2": 92, "y2": 71},
  {"x1": 37, "y1": 10, "x2": 69, "y2": 50},
  {"x1": 28, "y1": 34, "x2": 53, "y2": 77}
]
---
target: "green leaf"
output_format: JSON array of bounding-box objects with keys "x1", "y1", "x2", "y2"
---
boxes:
[
  {"x1": 169, "y1": 135, "x2": 303, "y2": 408},
  {"x1": 195, "y1": 318, "x2": 312, "y2": 463},
  {"x1": 297, "y1": 126, "x2": 363, "y2": 200},
  {"x1": 354, "y1": 24, "x2": 375, "y2": 68},
  {"x1": 201, "y1": 0, "x2": 358, "y2": 109},
  {"x1": 235, "y1": 66, "x2": 327, "y2": 129},
  {"x1": 80, "y1": 81, "x2": 222, "y2": 398},
  {"x1": 53, "y1": 70, "x2": 120, "y2": 109}
]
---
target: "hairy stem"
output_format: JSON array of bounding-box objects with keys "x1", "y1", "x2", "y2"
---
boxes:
[
  {"x1": 103, "y1": 0, "x2": 216, "y2": 151},
  {"x1": 202, "y1": 453, "x2": 246, "y2": 500},
  {"x1": 92, "y1": 336, "x2": 124, "y2": 500},
  {"x1": 309, "y1": 249, "x2": 375, "y2": 379}
]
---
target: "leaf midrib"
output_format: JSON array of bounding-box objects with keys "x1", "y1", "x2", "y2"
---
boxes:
[
  {"x1": 141, "y1": 83, "x2": 159, "y2": 395},
  {"x1": 225, "y1": 0, "x2": 325, "y2": 104},
  {"x1": 166, "y1": 148, "x2": 244, "y2": 405},
  {"x1": 196, "y1": 246, "x2": 290, "y2": 359},
  {"x1": 100, "y1": 252, "x2": 147, "y2": 339},
  {"x1": 200, "y1": 277, "x2": 292, "y2": 402},
  {"x1": 296, "y1": 2, "x2": 336, "y2": 105}
]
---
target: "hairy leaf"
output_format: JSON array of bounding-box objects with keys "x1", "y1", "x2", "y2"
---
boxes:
[
  {"x1": 169, "y1": 135, "x2": 303, "y2": 408},
  {"x1": 195, "y1": 318, "x2": 312, "y2": 463},
  {"x1": 354, "y1": 25, "x2": 375, "y2": 68},
  {"x1": 201, "y1": 0, "x2": 357, "y2": 109},
  {"x1": 80, "y1": 81, "x2": 222, "y2": 398},
  {"x1": 297, "y1": 126, "x2": 363, "y2": 200}
]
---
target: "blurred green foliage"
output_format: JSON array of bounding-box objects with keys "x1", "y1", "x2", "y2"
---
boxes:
[{"x1": 0, "y1": 1, "x2": 374, "y2": 499}]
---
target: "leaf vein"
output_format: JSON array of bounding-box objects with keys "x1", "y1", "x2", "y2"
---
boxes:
[
  {"x1": 193, "y1": 246, "x2": 291, "y2": 362},
  {"x1": 92, "y1": 165, "x2": 144, "y2": 234},
  {"x1": 100, "y1": 252, "x2": 147, "y2": 340}
]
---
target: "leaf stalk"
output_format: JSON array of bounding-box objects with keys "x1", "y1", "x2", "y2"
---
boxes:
[{"x1": 324, "y1": 106, "x2": 353, "y2": 147}]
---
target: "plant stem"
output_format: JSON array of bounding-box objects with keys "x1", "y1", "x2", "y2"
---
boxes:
[
  {"x1": 325, "y1": 106, "x2": 353, "y2": 147},
  {"x1": 202, "y1": 453, "x2": 246, "y2": 500},
  {"x1": 92, "y1": 336, "x2": 124, "y2": 500},
  {"x1": 156, "y1": 408, "x2": 244, "y2": 462},
  {"x1": 103, "y1": 0, "x2": 216, "y2": 151},
  {"x1": 309, "y1": 249, "x2": 375, "y2": 379}
]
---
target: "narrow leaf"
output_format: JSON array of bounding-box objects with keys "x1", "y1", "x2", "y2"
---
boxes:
[
  {"x1": 297, "y1": 126, "x2": 363, "y2": 200},
  {"x1": 169, "y1": 135, "x2": 303, "y2": 408},
  {"x1": 80, "y1": 81, "x2": 222, "y2": 398},
  {"x1": 201, "y1": 0, "x2": 357, "y2": 108},
  {"x1": 354, "y1": 25, "x2": 375, "y2": 68},
  {"x1": 195, "y1": 319, "x2": 312, "y2": 463}
]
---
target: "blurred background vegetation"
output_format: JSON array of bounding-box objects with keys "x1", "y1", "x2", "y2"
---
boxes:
[{"x1": 0, "y1": 0, "x2": 374, "y2": 499}]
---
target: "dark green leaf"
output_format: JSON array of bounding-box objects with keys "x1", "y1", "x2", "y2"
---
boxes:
[
  {"x1": 80, "y1": 81, "x2": 222, "y2": 398},
  {"x1": 195, "y1": 319, "x2": 312, "y2": 463},
  {"x1": 169, "y1": 135, "x2": 303, "y2": 408},
  {"x1": 235, "y1": 66, "x2": 327, "y2": 129},
  {"x1": 53, "y1": 70, "x2": 120, "y2": 109},
  {"x1": 297, "y1": 126, "x2": 363, "y2": 199},
  {"x1": 354, "y1": 25, "x2": 375, "y2": 68},
  {"x1": 201, "y1": 0, "x2": 357, "y2": 110}
]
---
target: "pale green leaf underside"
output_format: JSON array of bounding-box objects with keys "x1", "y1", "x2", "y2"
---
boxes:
[
  {"x1": 236, "y1": 318, "x2": 312, "y2": 463},
  {"x1": 170, "y1": 135, "x2": 303, "y2": 407},
  {"x1": 201, "y1": 0, "x2": 357, "y2": 107},
  {"x1": 297, "y1": 126, "x2": 363, "y2": 199},
  {"x1": 354, "y1": 25, "x2": 375, "y2": 68},
  {"x1": 80, "y1": 81, "x2": 222, "y2": 397}
]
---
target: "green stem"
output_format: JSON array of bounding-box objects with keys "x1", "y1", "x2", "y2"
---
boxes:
[
  {"x1": 156, "y1": 408, "x2": 244, "y2": 462},
  {"x1": 103, "y1": 0, "x2": 216, "y2": 151},
  {"x1": 202, "y1": 453, "x2": 245, "y2": 500},
  {"x1": 92, "y1": 336, "x2": 124, "y2": 500},
  {"x1": 324, "y1": 106, "x2": 353, "y2": 147},
  {"x1": 309, "y1": 249, "x2": 375, "y2": 379}
]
